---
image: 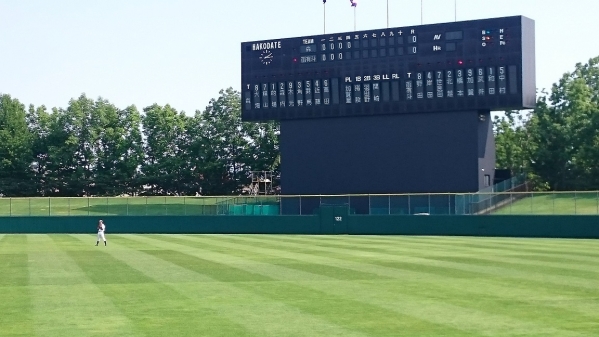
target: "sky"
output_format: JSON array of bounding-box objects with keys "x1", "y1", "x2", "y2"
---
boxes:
[{"x1": 1, "y1": 0, "x2": 598, "y2": 114}]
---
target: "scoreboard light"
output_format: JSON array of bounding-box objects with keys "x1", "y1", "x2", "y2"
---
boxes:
[{"x1": 241, "y1": 16, "x2": 535, "y2": 121}]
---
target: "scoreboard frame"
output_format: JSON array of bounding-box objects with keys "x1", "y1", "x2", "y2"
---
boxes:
[{"x1": 241, "y1": 15, "x2": 535, "y2": 121}]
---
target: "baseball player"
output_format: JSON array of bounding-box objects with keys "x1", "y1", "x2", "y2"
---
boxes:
[{"x1": 95, "y1": 220, "x2": 107, "y2": 246}]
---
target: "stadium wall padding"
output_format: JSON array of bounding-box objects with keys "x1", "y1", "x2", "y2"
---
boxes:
[
  {"x1": 0, "y1": 214, "x2": 598, "y2": 238},
  {"x1": 0, "y1": 216, "x2": 321, "y2": 234}
]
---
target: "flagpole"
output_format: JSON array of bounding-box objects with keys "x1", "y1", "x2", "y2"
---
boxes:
[
  {"x1": 323, "y1": 1, "x2": 326, "y2": 34},
  {"x1": 354, "y1": 6, "x2": 356, "y2": 31},
  {"x1": 387, "y1": 0, "x2": 389, "y2": 28},
  {"x1": 421, "y1": 0, "x2": 423, "y2": 24},
  {"x1": 350, "y1": 0, "x2": 357, "y2": 31},
  {"x1": 454, "y1": 0, "x2": 457, "y2": 22}
]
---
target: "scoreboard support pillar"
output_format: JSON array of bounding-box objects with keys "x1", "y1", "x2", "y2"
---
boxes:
[{"x1": 280, "y1": 110, "x2": 495, "y2": 214}]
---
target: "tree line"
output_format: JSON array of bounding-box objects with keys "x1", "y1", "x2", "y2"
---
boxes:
[
  {"x1": 1, "y1": 56, "x2": 598, "y2": 196},
  {"x1": 494, "y1": 56, "x2": 599, "y2": 190},
  {"x1": 0, "y1": 88, "x2": 279, "y2": 197}
]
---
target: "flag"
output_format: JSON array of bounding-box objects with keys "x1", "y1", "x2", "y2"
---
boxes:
[
  {"x1": 350, "y1": 0, "x2": 357, "y2": 7},
  {"x1": 323, "y1": 0, "x2": 326, "y2": 3}
]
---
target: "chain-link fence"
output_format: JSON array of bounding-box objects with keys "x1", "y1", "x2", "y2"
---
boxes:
[
  {"x1": 0, "y1": 196, "x2": 276, "y2": 217},
  {"x1": 1, "y1": 190, "x2": 599, "y2": 216}
]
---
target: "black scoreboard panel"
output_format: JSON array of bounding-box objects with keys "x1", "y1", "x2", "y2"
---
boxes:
[{"x1": 241, "y1": 16, "x2": 535, "y2": 121}]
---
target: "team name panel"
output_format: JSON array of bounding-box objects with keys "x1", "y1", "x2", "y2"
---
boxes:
[{"x1": 241, "y1": 16, "x2": 535, "y2": 121}]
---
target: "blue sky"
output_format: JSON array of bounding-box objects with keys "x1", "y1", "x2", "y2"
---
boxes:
[{"x1": 1, "y1": 0, "x2": 597, "y2": 114}]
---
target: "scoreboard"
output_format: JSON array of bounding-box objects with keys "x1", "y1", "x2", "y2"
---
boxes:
[{"x1": 241, "y1": 16, "x2": 535, "y2": 121}]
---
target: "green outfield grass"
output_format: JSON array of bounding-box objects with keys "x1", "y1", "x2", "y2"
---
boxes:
[
  {"x1": 493, "y1": 192, "x2": 599, "y2": 215},
  {"x1": 1, "y1": 234, "x2": 598, "y2": 336}
]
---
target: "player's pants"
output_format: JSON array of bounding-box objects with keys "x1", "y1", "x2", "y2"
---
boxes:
[{"x1": 97, "y1": 231, "x2": 106, "y2": 242}]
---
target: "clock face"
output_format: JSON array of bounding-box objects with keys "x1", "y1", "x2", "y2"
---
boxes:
[{"x1": 259, "y1": 50, "x2": 273, "y2": 65}]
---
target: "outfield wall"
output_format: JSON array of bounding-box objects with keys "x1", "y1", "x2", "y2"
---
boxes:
[
  {"x1": 0, "y1": 216, "x2": 321, "y2": 235},
  {"x1": 1, "y1": 212, "x2": 598, "y2": 238}
]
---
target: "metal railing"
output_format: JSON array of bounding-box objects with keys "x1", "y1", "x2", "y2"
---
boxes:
[{"x1": 1, "y1": 191, "x2": 599, "y2": 216}]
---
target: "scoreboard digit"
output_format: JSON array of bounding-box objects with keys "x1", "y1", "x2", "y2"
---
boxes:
[{"x1": 241, "y1": 16, "x2": 535, "y2": 121}]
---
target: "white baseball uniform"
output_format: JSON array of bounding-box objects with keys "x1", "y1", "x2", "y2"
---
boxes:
[{"x1": 97, "y1": 223, "x2": 106, "y2": 242}]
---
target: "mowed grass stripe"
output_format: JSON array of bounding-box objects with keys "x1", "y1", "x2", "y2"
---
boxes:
[
  {"x1": 58, "y1": 235, "x2": 246, "y2": 337},
  {"x1": 394, "y1": 236, "x2": 599, "y2": 260},
  {"x1": 28, "y1": 235, "x2": 141, "y2": 337},
  {"x1": 102, "y1": 235, "x2": 376, "y2": 337},
  {"x1": 220, "y1": 235, "x2": 599, "y2": 319},
  {"x1": 184, "y1": 235, "x2": 599, "y2": 331},
  {"x1": 435, "y1": 236, "x2": 599, "y2": 250},
  {"x1": 265, "y1": 235, "x2": 598, "y2": 289},
  {"x1": 129, "y1": 235, "x2": 332, "y2": 282},
  {"x1": 383, "y1": 236, "x2": 599, "y2": 267},
  {"x1": 425, "y1": 255, "x2": 599, "y2": 278},
  {"x1": 284, "y1": 235, "x2": 599, "y2": 275},
  {"x1": 307, "y1": 235, "x2": 599, "y2": 255},
  {"x1": 299, "y1": 235, "x2": 599, "y2": 261},
  {"x1": 278, "y1": 235, "x2": 599, "y2": 263},
  {"x1": 405, "y1": 236, "x2": 599, "y2": 256},
  {"x1": 381, "y1": 236, "x2": 599, "y2": 264},
  {"x1": 0, "y1": 235, "x2": 34, "y2": 337},
  {"x1": 71, "y1": 234, "x2": 298, "y2": 337},
  {"x1": 162, "y1": 235, "x2": 387, "y2": 281},
  {"x1": 154, "y1": 235, "x2": 591, "y2": 337},
  {"x1": 0, "y1": 237, "x2": 30, "y2": 287},
  {"x1": 140, "y1": 234, "x2": 477, "y2": 337},
  {"x1": 120, "y1": 234, "x2": 391, "y2": 337}
]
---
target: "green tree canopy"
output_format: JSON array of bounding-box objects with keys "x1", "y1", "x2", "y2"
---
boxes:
[
  {"x1": 494, "y1": 56, "x2": 599, "y2": 190},
  {"x1": 0, "y1": 94, "x2": 34, "y2": 196}
]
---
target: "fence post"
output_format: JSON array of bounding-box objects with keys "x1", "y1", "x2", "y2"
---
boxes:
[
  {"x1": 574, "y1": 191, "x2": 577, "y2": 215},
  {"x1": 299, "y1": 195, "x2": 302, "y2": 215},
  {"x1": 145, "y1": 197, "x2": 148, "y2": 216},
  {"x1": 88, "y1": 197, "x2": 90, "y2": 216},
  {"x1": 29, "y1": 198, "x2": 31, "y2": 216},
  {"x1": 165, "y1": 197, "x2": 167, "y2": 216},
  {"x1": 552, "y1": 191, "x2": 555, "y2": 215},
  {"x1": 126, "y1": 197, "x2": 129, "y2": 216},
  {"x1": 184, "y1": 197, "x2": 186, "y2": 216},
  {"x1": 9, "y1": 198, "x2": 12, "y2": 217},
  {"x1": 428, "y1": 194, "x2": 431, "y2": 214},
  {"x1": 348, "y1": 194, "x2": 351, "y2": 213},
  {"x1": 68, "y1": 198, "x2": 70, "y2": 216},
  {"x1": 48, "y1": 198, "x2": 51, "y2": 216}
]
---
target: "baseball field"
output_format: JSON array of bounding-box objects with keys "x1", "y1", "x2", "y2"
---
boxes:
[{"x1": 1, "y1": 234, "x2": 597, "y2": 336}]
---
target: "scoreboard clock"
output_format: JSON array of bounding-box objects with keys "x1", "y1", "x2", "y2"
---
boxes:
[{"x1": 241, "y1": 16, "x2": 535, "y2": 121}]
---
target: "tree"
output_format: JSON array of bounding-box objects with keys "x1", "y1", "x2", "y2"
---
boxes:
[
  {"x1": 527, "y1": 56, "x2": 599, "y2": 190},
  {"x1": 190, "y1": 88, "x2": 244, "y2": 195},
  {"x1": 41, "y1": 95, "x2": 99, "y2": 196},
  {"x1": 141, "y1": 104, "x2": 190, "y2": 195},
  {"x1": 0, "y1": 94, "x2": 35, "y2": 196},
  {"x1": 26, "y1": 104, "x2": 53, "y2": 195},
  {"x1": 493, "y1": 110, "x2": 530, "y2": 176},
  {"x1": 92, "y1": 102, "x2": 144, "y2": 196},
  {"x1": 188, "y1": 88, "x2": 280, "y2": 195},
  {"x1": 245, "y1": 121, "x2": 280, "y2": 174}
]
